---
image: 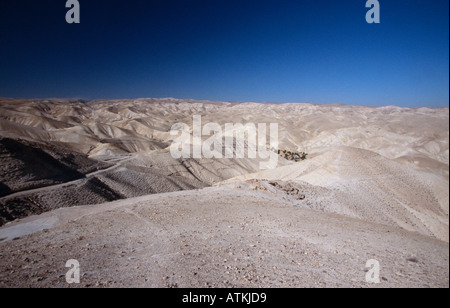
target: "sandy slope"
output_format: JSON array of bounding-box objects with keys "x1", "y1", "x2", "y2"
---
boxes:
[
  {"x1": 0, "y1": 184, "x2": 448, "y2": 288},
  {"x1": 225, "y1": 146, "x2": 449, "y2": 242}
]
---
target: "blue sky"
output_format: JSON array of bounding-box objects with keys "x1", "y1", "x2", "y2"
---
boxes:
[{"x1": 0, "y1": 0, "x2": 448, "y2": 107}]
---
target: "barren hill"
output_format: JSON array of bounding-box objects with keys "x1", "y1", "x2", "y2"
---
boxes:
[{"x1": 0, "y1": 98, "x2": 448, "y2": 287}]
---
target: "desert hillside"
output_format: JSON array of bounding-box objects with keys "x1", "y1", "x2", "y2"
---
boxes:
[{"x1": 0, "y1": 98, "x2": 448, "y2": 287}]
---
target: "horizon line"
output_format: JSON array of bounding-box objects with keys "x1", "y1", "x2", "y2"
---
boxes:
[{"x1": 0, "y1": 96, "x2": 449, "y2": 109}]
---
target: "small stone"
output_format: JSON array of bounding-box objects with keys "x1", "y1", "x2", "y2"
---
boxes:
[{"x1": 407, "y1": 257, "x2": 419, "y2": 263}]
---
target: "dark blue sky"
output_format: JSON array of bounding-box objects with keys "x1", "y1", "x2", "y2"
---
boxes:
[{"x1": 0, "y1": 0, "x2": 448, "y2": 107}]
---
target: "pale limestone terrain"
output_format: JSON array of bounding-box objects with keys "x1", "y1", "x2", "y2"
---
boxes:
[{"x1": 0, "y1": 98, "x2": 448, "y2": 287}]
